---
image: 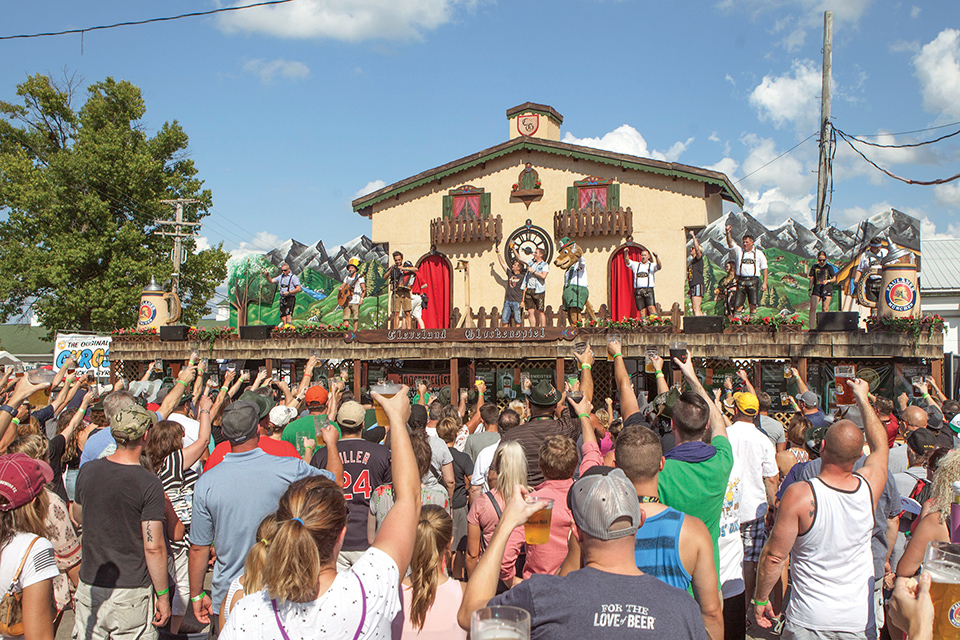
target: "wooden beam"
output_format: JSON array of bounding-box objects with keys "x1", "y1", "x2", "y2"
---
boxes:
[
  {"x1": 450, "y1": 358, "x2": 459, "y2": 397},
  {"x1": 556, "y1": 357, "x2": 565, "y2": 389},
  {"x1": 265, "y1": 358, "x2": 273, "y2": 379},
  {"x1": 798, "y1": 358, "x2": 807, "y2": 384},
  {"x1": 354, "y1": 359, "x2": 363, "y2": 398},
  {"x1": 932, "y1": 357, "x2": 944, "y2": 394}
]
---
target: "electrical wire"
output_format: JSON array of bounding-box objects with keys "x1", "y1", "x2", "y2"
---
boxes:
[
  {"x1": 835, "y1": 129, "x2": 960, "y2": 186},
  {"x1": 848, "y1": 120, "x2": 960, "y2": 138},
  {"x1": 834, "y1": 126, "x2": 960, "y2": 149},
  {"x1": 734, "y1": 132, "x2": 817, "y2": 184},
  {"x1": 0, "y1": 0, "x2": 297, "y2": 41}
]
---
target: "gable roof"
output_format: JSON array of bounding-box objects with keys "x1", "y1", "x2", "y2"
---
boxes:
[
  {"x1": 921, "y1": 238, "x2": 960, "y2": 293},
  {"x1": 352, "y1": 137, "x2": 743, "y2": 214}
]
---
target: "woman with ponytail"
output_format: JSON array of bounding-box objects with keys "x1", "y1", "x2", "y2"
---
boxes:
[
  {"x1": 221, "y1": 387, "x2": 421, "y2": 639},
  {"x1": 217, "y1": 514, "x2": 278, "y2": 630},
  {"x1": 401, "y1": 505, "x2": 466, "y2": 639}
]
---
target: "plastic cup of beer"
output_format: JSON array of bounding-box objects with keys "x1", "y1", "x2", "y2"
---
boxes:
[
  {"x1": 13, "y1": 363, "x2": 24, "y2": 379},
  {"x1": 607, "y1": 334, "x2": 622, "y2": 361},
  {"x1": 644, "y1": 348, "x2": 658, "y2": 373},
  {"x1": 924, "y1": 540, "x2": 960, "y2": 638},
  {"x1": 668, "y1": 341, "x2": 688, "y2": 364},
  {"x1": 313, "y1": 414, "x2": 328, "y2": 435},
  {"x1": 523, "y1": 497, "x2": 554, "y2": 545},
  {"x1": 371, "y1": 382, "x2": 401, "y2": 426},
  {"x1": 471, "y1": 605, "x2": 531, "y2": 640},
  {"x1": 783, "y1": 363, "x2": 793, "y2": 379}
]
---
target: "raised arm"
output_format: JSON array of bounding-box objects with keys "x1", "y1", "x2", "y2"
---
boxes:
[
  {"x1": 653, "y1": 251, "x2": 662, "y2": 271},
  {"x1": 0, "y1": 376, "x2": 51, "y2": 451},
  {"x1": 157, "y1": 366, "x2": 197, "y2": 420},
  {"x1": 607, "y1": 339, "x2": 641, "y2": 422},
  {"x1": 725, "y1": 224, "x2": 735, "y2": 249},
  {"x1": 370, "y1": 386, "x2": 419, "y2": 572},
  {"x1": 737, "y1": 369, "x2": 756, "y2": 397},
  {"x1": 494, "y1": 244, "x2": 509, "y2": 274},
  {"x1": 651, "y1": 355, "x2": 669, "y2": 396},
  {"x1": 674, "y1": 352, "x2": 727, "y2": 440},
  {"x1": 849, "y1": 378, "x2": 889, "y2": 503},
  {"x1": 319, "y1": 423, "x2": 344, "y2": 487},
  {"x1": 293, "y1": 356, "x2": 318, "y2": 400},
  {"x1": 690, "y1": 230, "x2": 703, "y2": 259},
  {"x1": 182, "y1": 394, "x2": 213, "y2": 470},
  {"x1": 790, "y1": 367, "x2": 810, "y2": 395}
]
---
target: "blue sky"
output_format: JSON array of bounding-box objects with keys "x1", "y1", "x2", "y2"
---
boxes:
[{"x1": 3, "y1": 0, "x2": 959, "y2": 265}]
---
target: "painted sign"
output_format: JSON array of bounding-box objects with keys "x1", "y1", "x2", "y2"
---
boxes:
[
  {"x1": 54, "y1": 334, "x2": 112, "y2": 377},
  {"x1": 885, "y1": 277, "x2": 917, "y2": 313}
]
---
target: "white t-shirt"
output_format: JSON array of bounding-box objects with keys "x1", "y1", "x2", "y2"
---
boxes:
[
  {"x1": 220, "y1": 547, "x2": 400, "y2": 640},
  {"x1": 731, "y1": 245, "x2": 768, "y2": 278},
  {"x1": 345, "y1": 274, "x2": 365, "y2": 305},
  {"x1": 470, "y1": 442, "x2": 498, "y2": 494},
  {"x1": 856, "y1": 248, "x2": 888, "y2": 274},
  {"x1": 564, "y1": 256, "x2": 588, "y2": 289},
  {"x1": 624, "y1": 258, "x2": 658, "y2": 288},
  {"x1": 727, "y1": 421, "x2": 778, "y2": 523},
  {"x1": 717, "y1": 457, "x2": 745, "y2": 598},
  {"x1": 168, "y1": 412, "x2": 203, "y2": 473},
  {"x1": 0, "y1": 533, "x2": 58, "y2": 640}
]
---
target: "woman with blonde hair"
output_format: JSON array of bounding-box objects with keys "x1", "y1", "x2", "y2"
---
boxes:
[
  {"x1": 897, "y1": 448, "x2": 960, "y2": 577},
  {"x1": 465, "y1": 441, "x2": 528, "y2": 576},
  {"x1": 507, "y1": 399, "x2": 528, "y2": 423},
  {"x1": 218, "y1": 514, "x2": 279, "y2": 629},
  {"x1": 775, "y1": 415, "x2": 812, "y2": 480},
  {"x1": 221, "y1": 388, "x2": 421, "y2": 639},
  {"x1": 401, "y1": 505, "x2": 466, "y2": 638}
]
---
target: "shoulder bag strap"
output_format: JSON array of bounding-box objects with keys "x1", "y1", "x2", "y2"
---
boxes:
[
  {"x1": 352, "y1": 573, "x2": 367, "y2": 640},
  {"x1": 271, "y1": 599, "x2": 292, "y2": 640},
  {"x1": 6, "y1": 537, "x2": 39, "y2": 595},
  {"x1": 485, "y1": 491, "x2": 502, "y2": 519}
]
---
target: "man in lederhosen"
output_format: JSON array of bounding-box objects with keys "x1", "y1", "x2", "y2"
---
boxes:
[
  {"x1": 624, "y1": 248, "x2": 662, "y2": 318},
  {"x1": 725, "y1": 224, "x2": 768, "y2": 317},
  {"x1": 385, "y1": 251, "x2": 418, "y2": 330},
  {"x1": 264, "y1": 262, "x2": 302, "y2": 326}
]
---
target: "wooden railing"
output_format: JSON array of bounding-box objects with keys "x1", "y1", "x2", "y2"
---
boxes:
[
  {"x1": 450, "y1": 302, "x2": 682, "y2": 329},
  {"x1": 431, "y1": 215, "x2": 503, "y2": 246},
  {"x1": 554, "y1": 206, "x2": 633, "y2": 240}
]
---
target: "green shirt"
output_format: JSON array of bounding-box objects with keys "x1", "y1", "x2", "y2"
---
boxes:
[
  {"x1": 658, "y1": 435, "x2": 733, "y2": 579},
  {"x1": 281, "y1": 414, "x2": 341, "y2": 453}
]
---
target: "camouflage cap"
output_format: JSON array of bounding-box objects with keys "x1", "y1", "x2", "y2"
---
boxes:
[{"x1": 111, "y1": 405, "x2": 157, "y2": 443}]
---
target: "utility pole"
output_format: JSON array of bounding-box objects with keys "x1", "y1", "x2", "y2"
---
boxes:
[
  {"x1": 815, "y1": 10, "x2": 833, "y2": 233},
  {"x1": 156, "y1": 199, "x2": 200, "y2": 296}
]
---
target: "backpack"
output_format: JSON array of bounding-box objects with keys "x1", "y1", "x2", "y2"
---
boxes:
[{"x1": 899, "y1": 472, "x2": 930, "y2": 525}]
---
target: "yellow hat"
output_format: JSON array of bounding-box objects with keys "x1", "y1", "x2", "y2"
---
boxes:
[{"x1": 733, "y1": 392, "x2": 759, "y2": 416}]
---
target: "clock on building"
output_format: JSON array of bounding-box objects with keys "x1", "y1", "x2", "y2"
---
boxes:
[{"x1": 505, "y1": 222, "x2": 553, "y2": 266}]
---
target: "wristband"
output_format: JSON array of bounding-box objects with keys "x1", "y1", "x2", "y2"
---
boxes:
[
  {"x1": 155, "y1": 587, "x2": 169, "y2": 597},
  {"x1": 10, "y1": 418, "x2": 18, "y2": 425},
  {"x1": 923, "y1": 393, "x2": 931, "y2": 399},
  {"x1": 199, "y1": 409, "x2": 210, "y2": 415},
  {"x1": 580, "y1": 364, "x2": 592, "y2": 371},
  {"x1": 220, "y1": 386, "x2": 229, "y2": 393},
  {"x1": 190, "y1": 591, "x2": 206, "y2": 603},
  {"x1": 175, "y1": 379, "x2": 189, "y2": 388},
  {"x1": 613, "y1": 353, "x2": 623, "y2": 359},
  {"x1": 655, "y1": 372, "x2": 664, "y2": 379},
  {"x1": 0, "y1": 404, "x2": 15, "y2": 417},
  {"x1": 750, "y1": 598, "x2": 769, "y2": 607},
  {"x1": 578, "y1": 413, "x2": 590, "y2": 419}
]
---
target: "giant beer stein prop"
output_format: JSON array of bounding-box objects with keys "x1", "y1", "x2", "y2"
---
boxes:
[
  {"x1": 856, "y1": 247, "x2": 920, "y2": 317},
  {"x1": 138, "y1": 278, "x2": 181, "y2": 329}
]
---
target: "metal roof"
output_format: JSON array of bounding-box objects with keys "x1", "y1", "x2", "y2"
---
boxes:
[{"x1": 921, "y1": 238, "x2": 960, "y2": 293}]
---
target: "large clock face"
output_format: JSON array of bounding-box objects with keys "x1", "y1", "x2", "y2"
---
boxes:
[{"x1": 505, "y1": 224, "x2": 553, "y2": 266}]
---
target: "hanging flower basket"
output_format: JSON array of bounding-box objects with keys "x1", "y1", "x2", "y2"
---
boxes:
[{"x1": 866, "y1": 315, "x2": 945, "y2": 339}]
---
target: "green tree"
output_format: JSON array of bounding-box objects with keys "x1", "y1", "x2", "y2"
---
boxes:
[
  {"x1": 0, "y1": 73, "x2": 228, "y2": 335},
  {"x1": 227, "y1": 255, "x2": 277, "y2": 326}
]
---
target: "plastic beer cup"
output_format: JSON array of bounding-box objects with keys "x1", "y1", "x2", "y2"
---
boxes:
[
  {"x1": 471, "y1": 606, "x2": 530, "y2": 640},
  {"x1": 607, "y1": 334, "x2": 622, "y2": 362},
  {"x1": 523, "y1": 497, "x2": 554, "y2": 545},
  {"x1": 371, "y1": 382, "x2": 401, "y2": 427},
  {"x1": 923, "y1": 540, "x2": 960, "y2": 638}
]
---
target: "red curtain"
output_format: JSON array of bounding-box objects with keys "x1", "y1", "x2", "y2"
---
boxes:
[
  {"x1": 611, "y1": 246, "x2": 643, "y2": 321},
  {"x1": 417, "y1": 255, "x2": 451, "y2": 328}
]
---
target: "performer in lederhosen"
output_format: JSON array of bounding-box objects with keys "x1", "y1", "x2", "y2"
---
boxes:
[
  {"x1": 624, "y1": 248, "x2": 662, "y2": 318},
  {"x1": 725, "y1": 224, "x2": 768, "y2": 317}
]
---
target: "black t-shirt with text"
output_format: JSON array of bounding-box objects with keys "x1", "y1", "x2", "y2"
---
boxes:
[
  {"x1": 312, "y1": 438, "x2": 391, "y2": 551},
  {"x1": 808, "y1": 263, "x2": 836, "y2": 286},
  {"x1": 687, "y1": 255, "x2": 704, "y2": 288},
  {"x1": 76, "y1": 458, "x2": 166, "y2": 588},
  {"x1": 504, "y1": 272, "x2": 525, "y2": 303}
]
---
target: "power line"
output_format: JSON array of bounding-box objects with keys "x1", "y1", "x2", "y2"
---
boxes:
[
  {"x1": 848, "y1": 120, "x2": 960, "y2": 138},
  {"x1": 835, "y1": 125, "x2": 960, "y2": 149},
  {"x1": 835, "y1": 129, "x2": 960, "y2": 186},
  {"x1": 734, "y1": 132, "x2": 817, "y2": 185},
  {"x1": 0, "y1": 0, "x2": 297, "y2": 41}
]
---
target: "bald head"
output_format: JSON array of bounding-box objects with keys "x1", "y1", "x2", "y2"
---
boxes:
[
  {"x1": 902, "y1": 406, "x2": 928, "y2": 432},
  {"x1": 821, "y1": 420, "x2": 865, "y2": 466}
]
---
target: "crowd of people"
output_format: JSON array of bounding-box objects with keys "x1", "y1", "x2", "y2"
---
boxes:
[{"x1": 0, "y1": 341, "x2": 954, "y2": 640}]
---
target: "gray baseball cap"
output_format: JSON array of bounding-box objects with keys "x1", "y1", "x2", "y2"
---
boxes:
[
  {"x1": 568, "y1": 466, "x2": 642, "y2": 541},
  {"x1": 221, "y1": 401, "x2": 260, "y2": 444},
  {"x1": 800, "y1": 391, "x2": 819, "y2": 408}
]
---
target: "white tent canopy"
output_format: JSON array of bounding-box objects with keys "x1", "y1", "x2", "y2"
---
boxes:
[{"x1": 0, "y1": 351, "x2": 23, "y2": 366}]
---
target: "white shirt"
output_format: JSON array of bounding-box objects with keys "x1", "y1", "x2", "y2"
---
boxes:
[
  {"x1": 345, "y1": 274, "x2": 365, "y2": 305},
  {"x1": 727, "y1": 420, "x2": 778, "y2": 522},
  {"x1": 717, "y1": 457, "x2": 745, "y2": 598},
  {"x1": 624, "y1": 258, "x2": 658, "y2": 288},
  {"x1": 168, "y1": 412, "x2": 203, "y2": 474},
  {"x1": 564, "y1": 256, "x2": 588, "y2": 289},
  {"x1": 221, "y1": 547, "x2": 400, "y2": 640},
  {"x1": 856, "y1": 248, "x2": 888, "y2": 274},
  {"x1": 471, "y1": 442, "x2": 499, "y2": 494},
  {"x1": 0, "y1": 533, "x2": 58, "y2": 640},
  {"x1": 731, "y1": 245, "x2": 768, "y2": 278}
]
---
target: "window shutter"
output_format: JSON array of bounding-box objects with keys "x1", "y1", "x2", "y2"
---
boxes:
[
  {"x1": 567, "y1": 186, "x2": 577, "y2": 212},
  {"x1": 608, "y1": 183, "x2": 620, "y2": 210},
  {"x1": 480, "y1": 192, "x2": 491, "y2": 218},
  {"x1": 442, "y1": 195, "x2": 453, "y2": 218}
]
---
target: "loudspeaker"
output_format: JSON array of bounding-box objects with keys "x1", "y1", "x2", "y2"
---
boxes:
[
  {"x1": 684, "y1": 315, "x2": 724, "y2": 334},
  {"x1": 159, "y1": 325, "x2": 189, "y2": 341},
  {"x1": 239, "y1": 325, "x2": 272, "y2": 340},
  {"x1": 816, "y1": 312, "x2": 859, "y2": 332}
]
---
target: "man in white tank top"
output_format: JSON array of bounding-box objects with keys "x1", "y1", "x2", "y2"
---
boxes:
[{"x1": 751, "y1": 378, "x2": 888, "y2": 640}]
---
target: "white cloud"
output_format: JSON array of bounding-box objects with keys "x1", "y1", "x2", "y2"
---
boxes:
[
  {"x1": 195, "y1": 236, "x2": 212, "y2": 252},
  {"x1": 890, "y1": 40, "x2": 920, "y2": 54},
  {"x1": 934, "y1": 182, "x2": 960, "y2": 209},
  {"x1": 562, "y1": 125, "x2": 694, "y2": 162},
  {"x1": 910, "y1": 5, "x2": 921, "y2": 18},
  {"x1": 242, "y1": 59, "x2": 310, "y2": 84},
  {"x1": 219, "y1": 0, "x2": 460, "y2": 42},
  {"x1": 728, "y1": 133, "x2": 818, "y2": 227},
  {"x1": 724, "y1": 74, "x2": 737, "y2": 88},
  {"x1": 913, "y1": 29, "x2": 960, "y2": 120},
  {"x1": 354, "y1": 179, "x2": 387, "y2": 199},
  {"x1": 228, "y1": 231, "x2": 281, "y2": 260},
  {"x1": 749, "y1": 59, "x2": 821, "y2": 131},
  {"x1": 707, "y1": 157, "x2": 739, "y2": 178}
]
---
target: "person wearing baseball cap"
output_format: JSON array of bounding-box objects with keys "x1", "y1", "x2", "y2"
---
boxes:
[
  {"x1": 73, "y1": 404, "x2": 172, "y2": 638},
  {"x1": 501, "y1": 379, "x2": 581, "y2": 487},
  {"x1": 458, "y1": 466, "x2": 708, "y2": 639},
  {"x1": 893, "y1": 429, "x2": 939, "y2": 500},
  {"x1": 726, "y1": 390, "x2": 778, "y2": 607},
  {"x1": 282, "y1": 385, "x2": 338, "y2": 456},
  {"x1": 787, "y1": 365, "x2": 830, "y2": 428},
  {"x1": 0, "y1": 453, "x2": 60, "y2": 640},
  {"x1": 188, "y1": 398, "x2": 340, "y2": 626}
]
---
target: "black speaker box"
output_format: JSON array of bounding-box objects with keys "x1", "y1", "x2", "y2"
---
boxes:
[
  {"x1": 159, "y1": 325, "x2": 189, "y2": 341},
  {"x1": 684, "y1": 315, "x2": 724, "y2": 334},
  {"x1": 816, "y1": 312, "x2": 859, "y2": 332},
  {"x1": 239, "y1": 325, "x2": 272, "y2": 340}
]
